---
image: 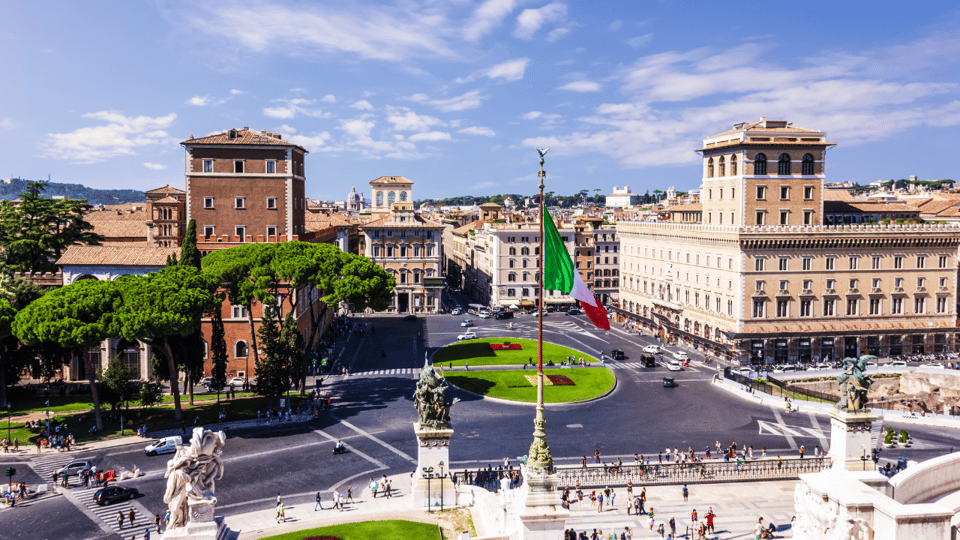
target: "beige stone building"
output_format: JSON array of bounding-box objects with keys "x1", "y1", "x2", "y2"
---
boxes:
[
  {"x1": 360, "y1": 178, "x2": 443, "y2": 313},
  {"x1": 617, "y1": 119, "x2": 960, "y2": 365}
]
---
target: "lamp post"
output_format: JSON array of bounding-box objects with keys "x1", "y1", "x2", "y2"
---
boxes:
[
  {"x1": 438, "y1": 461, "x2": 445, "y2": 513},
  {"x1": 422, "y1": 466, "x2": 434, "y2": 511},
  {"x1": 860, "y1": 445, "x2": 868, "y2": 471}
]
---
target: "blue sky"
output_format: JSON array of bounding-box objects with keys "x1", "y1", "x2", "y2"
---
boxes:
[{"x1": 3, "y1": 1, "x2": 960, "y2": 201}]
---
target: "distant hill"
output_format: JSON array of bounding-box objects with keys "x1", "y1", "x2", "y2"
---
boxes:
[{"x1": 0, "y1": 178, "x2": 146, "y2": 205}]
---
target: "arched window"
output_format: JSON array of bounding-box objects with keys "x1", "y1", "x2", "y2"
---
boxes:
[
  {"x1": 715, "y1": 328, "x2": 722, "y2": 341},
  {"x1": 509, "y1": 259, "x2": 515, "y2": 268},
  {"x1": 754, "y1": 154, "x2": 767, "y2": 175},
  {"x1": 718, "y1": 156, "x2": 725, "y2": 176},
  {"x1": 802, "y1": 154, "x2": 814, "y2": 175},
  {"x1": 707, "y1": 158, "x2": 714, "y2": 178},
  {"x1": 522, "y1": 259, "x2": 528, "y2": 268},
  {"x1": 508, "y1": 273, "x2": 517, "y2": 282},
  {"x1": 399, "y1": 191, "x2": 408, "y2": 202},
  {"x1": 730, "y1": 155, "x2": 737, "y2": 175},
  {"x1": 376, "y1": 191, "x2": 384, "y2": 206},
  {"x1": 388, "y1": 191, "x2": 396, "y2": 204},
  {"x1": 778, "y1": 153, "x2": 791, "y2": 176},
  {"x1": 520, "y1": 247, "x2": 530, "y2": 256},
  {"x1": 235, "y1": 340, "x2": 248, "y2": 358},
  {"x1": 509, "y1": 247, "x2": 516, "y2": 255}
]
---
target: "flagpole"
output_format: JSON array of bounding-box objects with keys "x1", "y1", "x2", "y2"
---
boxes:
[{"x1": 527, "y1": 149, "x2": 553, "y2": 475}]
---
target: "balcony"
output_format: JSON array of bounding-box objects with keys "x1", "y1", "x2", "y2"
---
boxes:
[
  {"x1": 800, "y1": 289, "x2": 815, "y2": 296},
  {"x1": 751, "y1": 289, "x2": 767, "y2": 298},
  {"x1": 652, "y1": 297, "x2": 682, "y2": 311}
]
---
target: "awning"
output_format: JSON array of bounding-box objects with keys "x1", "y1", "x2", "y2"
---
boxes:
[{"x1": 519, "y1": 301, "x2": 535, "y2": 306}]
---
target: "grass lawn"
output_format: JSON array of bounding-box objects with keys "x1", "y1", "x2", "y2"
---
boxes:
[
  {"x1": 446, "y1": 367, "x2": 614, "y2": 403},
  {"x1": 433, "y1": 338, "x2": 597, "y2": 367},
  {"x1": 259, "y1": 519, "x2": 441, "y2": 540}
]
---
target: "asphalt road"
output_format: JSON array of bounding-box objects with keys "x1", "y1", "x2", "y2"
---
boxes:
[{"x1": 6, "y1": 305, "x2": 960, "y2": 539}]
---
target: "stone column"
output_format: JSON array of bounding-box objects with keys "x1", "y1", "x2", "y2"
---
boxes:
[
  {"x1": 412, "y1": 422, "x2": 456, "y2": 510},
  {"x1": 828, "y1": 409, "x2": 877, "y2": 471}
]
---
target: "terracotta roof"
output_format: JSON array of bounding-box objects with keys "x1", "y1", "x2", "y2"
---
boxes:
[
  {"x1": 87, "y1": 204, "x2": 148, "y2": 218},
  {"x1": 57, "y1": 246, "x2": 179, "y2": 267},
  {"x1": 824, "y1": 201, "x2": 920, "y2": 213},
  {"x1": 664, "y1": 203, "x2": 702, "y2": 212},
  {"x1": 823, "y1": 189, "x2": 856, "y2": 201},
  {"x1": 91, "y1": 219, "x2": 149, "y2": 239},
  {"x1": 153, "y1": 196, "x2": 181, "y2": 204},
  {"x1": 145, "y1": 185, "x2": 185, "y2": 195},
  {"x1": 452, "y1": 220, "x2": 482, "y2": 236},
  {"x1": 182, "y1": 128, "x2": 305, "y2": 151},
  {"x1": 370, "y1": 176, "x2": 413, "y2": 185}
]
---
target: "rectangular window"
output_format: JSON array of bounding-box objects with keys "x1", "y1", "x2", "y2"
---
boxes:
[
  {"x1": 824, "y1": 299, "x2": 835, "y2": 316},
  {"x1": 780, "y1": 186, "x2": 789, "y2": 200},
  {"x1": 234, "y1": 160, "x2": 244, "y2": 173},
  {"x1": 940, "y1": 277, "x2": 947, "y2": 287},
  {"x1": 803, "y1": 279, "x2": 812, "y2": 289},
  {"x1": 266, "y1": 160, "x2": 276, "y2": 174},
  {"x1": 757, "y1": 186, "x2": 766, "y2": 200},
  {"x1": 756, "y1": 280, "x2": 764, "y2": 291},
  {"x1": 849, "y1": 279, "x2": 858, "y2": 289},
  {"x1": 804, "y1": 186, "x2": 814, "y2": 199},
  {"x1": 400, "y1": 246, "x2": 407, "y2": 257},
  {"x1": 914, "y1": 297, "x2": 925, "y2": 314},
  {"x1": 872, "y1": 256, "x2": 881, "y2": 270},
  {"x1": 266, "y1": 197, "x2": 277, "y2": 209},
  {"x1": 779, "y1": 211, "x2": 788, "y2": 225},
  {"x1": 778, "y1": 258, "x2": 788, "y2": 271},
  {"x1": 266, "y1": 226, "x2": 277, "y2": 237},
  {"x1": 203, "y1": 226, "x2": 214, "y2": 238},
  {"x1": 894, "y1": 256, "x2": 904, "y2": 269},
  {"x1": 756, "y1": 212, "x2": 764, "y2": 225},
  {"x1": 940, "y1": 255, "x2": 949, "y2": 268},
  {"x1": 400, "y1": 273, "x2": 407, "y2": 284},
  {"x1": 755, "y1": 258, "x2": 765, "y2": 272},
  {"x1": 779, "y1": 280, "x2": 788, "y2": 290},
  {"x1": 826, "y1": 257, "x2": 835, "y2": 270},
  {"x1": 803, "y1": 211, "x2": 812, "y2": 225},
  {"x1": 800, "y1": 300, "x2": 811, "y2": 317},
  {"x1": 728, "y1": 300, "x2": 733, "y2": 316},
  {"x1": 231, "y1": 304, "x2": 248, "y2": 319},
  {"x1": 869, "y1": 298, "x2": 881, "y2": 315},
  {"x1": 802, "y1": 257, "x2": 812, "y2": 271},
  {"x1": 895, "y1": 277, "x2": 903, "y2": 288},
  {"x1": 937, "y1": 297, "x2": 948, "y2": 313},
  {"x1": 386, "y1": 246, "x2": 393, "y2": 257},
  {"x1": 917, "y1": 256, "x2": 926, "y2": 269},
  {"x1": 373, "y1": 246, "x2": 381, "y2": 257},
  {"x1": 849, "y1": 256, "x2": 858, "y2": 270},
  {"x1": 753, "y1": 300, "x2": 765, "y2": 318},
  {"x1": 891, "y1": 298, "x2": 903, "y2": 314},
  {"x1": 827, "y1": 279, "x2": 835, "y2": 289},
  {"x1": 203, "y1": 159, "x2": 214, "y2": 173},
  {"x1": 846, "y1": 299, "x2": 858, "y2": 316},
  {"x1": 917, "y1": 277, "x2": 925, "y2": 288},
  {"x1": 235, "y1": 226, "x2": 245, "y2": 238},
  {"x1": 872, "y1": 278, "x2": 881, "y2": 288},
  {"x1": 235, "y1": 197, "x2": 245, "y2": 209}
]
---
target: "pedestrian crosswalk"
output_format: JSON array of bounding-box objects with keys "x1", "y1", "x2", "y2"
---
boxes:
[
  {"x1": 348, "y1": 368, "x2": 417, "y2": 377},
  {"x1": 29, "y1": 452, "x2": 79, "y2": 484}
]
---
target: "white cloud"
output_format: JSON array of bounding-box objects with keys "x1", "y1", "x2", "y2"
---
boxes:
[
  {"x1": 459, "y1": 126, "x2": 496, "y2": 136},
  {"x1": 627, "y1": 33, "x2": 653, "y2": 48},
  {"x1": 45, "y1": 111, "x2": 178, "y2": 164},
  {"x1": 279, "y1": 124, "x2": 297, "y2": 134},
  {"x1": 230, "y1": 89, "x2": 246, "y2": 95},
  {"x1": 350, "y1": 100, "x2": 374, "y2": 110},
  {"x1": 546, "y1": 27, "x2": 570, "y2": 42},
  {"x1": 428, "y1": 90, "x2": 487, "y2": 112},
  {"x1": 321, "y1": 94, "x2": 336, "y2": 103},
  {"x1": 263, "y1": 97, "x2": 331, "y2": 119},
  {"x1": 181, "y1": 2, "x2": 457, "y2": 62},
  {"x1": 455, "y1": 58, "x2": 530, "y2": 84},
  {"x1": 0, "y1": 118, "x2": 11, "y2": 128},
  {"x1": 143, "y1": 162, "x2": 166, "y2": 170},
  {"x1": 405, "y1": 93, "x2": 430, "y2": 103},
  {"x1": 287, "y1": 131, "x2": 335, "y2": 153},
  {"x1": 409, "y1": 131, "x2": 452, "y2": 142},
  {"x1": 187, "y1": 95, "x2": 211, "y2": 106},
  {"x1": 523, "y1": 111, "x2": 543, "y2": 120},
  {"x1": 463, "y1": 0, "x2": 519, "y2": 41},
  {"x1": 386, "y1": 106, "x2": 445, "y2": 131},
  {"x1": 290, "y1": 87, "x2": 308, "y2": 93},
  {"x1": 609, "y1": 20, "x2": 622, "y2": 32},
  {"x1": 514, "y1": 3, "x2": 567, "y2": 40},
  {"x1": 558, "y1": 80, "x2": 601, "y2": 92}
]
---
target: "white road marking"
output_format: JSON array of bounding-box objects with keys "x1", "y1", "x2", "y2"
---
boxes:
[
  {"x1": 331, "y1": 415, "x2": 416, "y2": 464},
  {"x1": 807, "y1": 412, "x2": 829, "y2": 450},
  {"x1": 314, "y1": 429, "x2": 386, "y2": 468}
]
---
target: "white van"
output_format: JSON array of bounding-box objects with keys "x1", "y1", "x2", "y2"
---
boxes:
[{"x1": 144, "y1": 436, "x2": 182, "y2": 456}]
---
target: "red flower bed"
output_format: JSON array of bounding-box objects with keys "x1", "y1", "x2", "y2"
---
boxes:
[
  {"x1": 546, "y1": 374, "x2": 575, "y2": 386},
  {"x1": 489, "y1": 343, "x2": 522, "y2": 351}
]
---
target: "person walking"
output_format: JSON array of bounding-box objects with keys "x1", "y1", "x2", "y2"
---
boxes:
[
  {"x1": 117, "y1": 510, "x2": 125, "y2": 530},
  {"x1": 648, "y1": 508, "x2": 655, "y2": 531},
  {"x1": 276, "y1": 492, "x2": 282, "y2": 506},
  {"x1": 385, "y1": 478, "x2": 392, "y2": 498},
  {"x1": 597, "y1": 491, "x2": 604, "y2": 513},
  {"x1": 682, "y1": 484, "x2": 688, "y2": 502},
  {"x1": 369, "y1": 477, "x2": 379, "y2": 498},
  {"x1": 128, "y1": 508, "x2": 136, "y2": 527},
  {"x1": 276, "y1": 502, "x2": 285, "y2": 523},
  {"x1": 669, "y1": 517, "x2": 676, "y2": 537},
  {"x1": 706, "y1": 507, "x2": 715, "y2": 534},
  {"x1": 315, "y1": 492, "x2": 323, "y2": 511},
  {"x1": 346, "y1": 486, "x2": 354, "y2": 504},
  {"x1": 754, "y1": 517, "x2": 764, "y2": 539},
  {"x1": 154, "y1": 514, "x2": 162, "y2": 533}
]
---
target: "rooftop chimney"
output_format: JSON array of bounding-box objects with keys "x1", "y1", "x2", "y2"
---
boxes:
[{"x1": 261, "y1": 129, "x2": 267, "y2": 135}]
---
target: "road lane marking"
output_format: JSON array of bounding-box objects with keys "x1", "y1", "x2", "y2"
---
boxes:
[
  {"x1": 313, "y1": 429, "x2": 386, "y2": 468},
  {"x1": 331, "y1": 415, "x2": 417, "y2": 464},
  {"x1": 807, "y1": 412, "x2": 829, "y2": 450}
]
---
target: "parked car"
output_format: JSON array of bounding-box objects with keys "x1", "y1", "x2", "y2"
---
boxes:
[
  {"x1": 199, "y1": 377, "x2": 213, "y2": 387},
  {"x1": 670, "y1": 351, "x2": 689, "y2": 361},
  {"x1": 227, "y1": 377, "x2": 246, "y2": 387},
  {"x1": 457, "y1": 331, "x2": 477, "y2": 341},
  {"x1": 144, "y1": 436, "x2": 182, "y2": 456},
  {"x1": 923, "y1": 363, "x2": 945, "y2": 369},
  {"x1": 450, "y1": 307, "x2": 464, "y2": 315},
  {"x1": 460, "y1": 319, "x2": 475, "y2": 327},
  {"x1": 56, "y1": 460, "x2": 92, "y2": 478},
  {"x1": 667, "y1": 360, "x2": 683, "y2": 371},
  {"x1": 94, "y1": 486, "x2": 139, "y2": 506},
  {"x1": 565, "y1": 309, "x2": 582, "y2": 316},
  {"x1": 641, "y1": 354, "x2": 657, "y2": 367},
  {"x1": 733, "y1": 367, "x2": 754, "y2": 376},
  {"x1": 610, "y1": 349, "x2": 625, "y2": 360},
  {"x1": 643, "y1": 345, "x2": 662, "y2": 354},
  {"x1": 889, "y1": 361, "x2": 908, "y2": 368}
]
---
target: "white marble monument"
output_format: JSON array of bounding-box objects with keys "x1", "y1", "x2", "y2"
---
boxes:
[
  {"x1": 828, "y1": 409, "x2": 877, "y2": 471},
  {"x1": 160, "y1": 427, "x2": 229, "y2": 540}
]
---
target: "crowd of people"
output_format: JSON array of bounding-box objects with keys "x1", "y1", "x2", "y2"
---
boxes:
[{"x1": 453, "y1": 461, "x2": 524, "y2": 491}]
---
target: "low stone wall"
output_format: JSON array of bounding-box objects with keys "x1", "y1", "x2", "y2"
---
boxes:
[{"x1": 889, "y1": 451, "x2": 960, "y2": 505}]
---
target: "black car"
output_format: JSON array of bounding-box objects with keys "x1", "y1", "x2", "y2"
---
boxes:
[
  {"x1": 663, "y1": 377, "x2": 677, "y2": 388},
  {"x1": 94, "y1": 486, "x2": 139, "y2": 506},
  {"x1": 641, "y1": 354, "x2": 657, "y2": 367},
  {"x1": 402, "y1": 314, "x2": 417, "y2": 321},
  {"x1": 565, "y1": 309, "x2": 582, "y2": 316},
  {"x1": 611, "y1": 349, "x2": 625, "y2": 360}
]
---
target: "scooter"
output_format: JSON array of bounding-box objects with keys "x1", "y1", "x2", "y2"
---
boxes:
[{"x1": 333, "y1": 441, "x2": 348, "y2": 455}]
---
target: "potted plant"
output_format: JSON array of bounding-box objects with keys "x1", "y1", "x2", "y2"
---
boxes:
[
  {"x1": 884, "y1": 427, "x2": 896, "y2": 448},
  {"x1": 899, "y1": 429, "x2": 911, "y2": 447}
]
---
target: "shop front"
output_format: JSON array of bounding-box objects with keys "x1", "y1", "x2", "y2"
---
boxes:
[
  {"x1": 797, "y1": 338, "x2": 812, "y2": 363},
  {"x1": 774, "y1": 339, "x2": 789, "y2": 364}
]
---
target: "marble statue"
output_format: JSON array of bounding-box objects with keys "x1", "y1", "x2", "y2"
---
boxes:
[
  {"x1": 414, "y1": 356, "x2": 460, "y2": 429},
  {"x1": 836, "y1": 356, "x2": 873, "y2": 412},
  {"x1": 162, "y1": 427, "x2": 226, "y2": 530}
]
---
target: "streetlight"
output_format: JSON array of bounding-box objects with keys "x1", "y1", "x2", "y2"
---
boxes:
[
  {"x1": 860, "y1": 445, "x2": 868, "y2": 471},
  {"x1": 438, "y1": 461, "x2": 445, "y2": 513},
  {"x1": 422, "y1": 466, "x2": 434, "y2": 512}
]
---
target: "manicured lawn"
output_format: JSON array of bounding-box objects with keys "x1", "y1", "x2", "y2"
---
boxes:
[
  {"x1": 433, "y1": 338, "x2": 597, "y2": 367},
  {"x1": 259, "y1": 519, "x2": 441, "y2": 540},
  {"x1": 11, "y1": 395, "x2": 97, "y2": 415},
  {"x1": 446, "y1": 367, "x2": 614, "y2": 403}
]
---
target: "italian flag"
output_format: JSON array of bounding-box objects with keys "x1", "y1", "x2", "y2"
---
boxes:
[{"x1": 542, "y1": 210, "x2": 610, "y2": 331}]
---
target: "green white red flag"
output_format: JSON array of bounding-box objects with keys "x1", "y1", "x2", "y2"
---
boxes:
[{"x1": 542, "y1": 210, "x2": 610, "y2": 331}]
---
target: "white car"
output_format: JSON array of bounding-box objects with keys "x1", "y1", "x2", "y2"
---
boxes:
[
  {"x1": 643, "y1": 345, "x2": 662, "y2": 354},
  {"x1": 457, "y1": 331, "x2": 477, "y2": 341},
  {"x1": 671, "y1": 351, "x2": 689, "y2": 361},
  {"x1": 144, "y1": 436, "x2": 182, "y2": 456},
  {"x1": 923, "y1": 363, "x2": 945, "y2": 369},
  {"x1": 460, "y1": 319, "x2": 475, "y2": 327},
  {"x1": 666, "y1": 360, "x2": 683, "y2": 371},
  {"x1": 227, "y1": 377, "x2": 245, "y2": 386},
  {"x1": 450, "y1": 307, "x2": 464, "y2": 315},
  {"x1": 478, "y1": 311, "x2": 492, "y2": 319},
  {"x1": 734, "y1": 367, "x2": 754, "y2": 376},
  {"x1": 889, "y1": 361, "x2": 908, "y2": 368}
]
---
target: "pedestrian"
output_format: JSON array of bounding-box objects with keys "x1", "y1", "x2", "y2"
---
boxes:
[
  {"x1": 276, "y1": 492, "x2": 282, "y2": 506},
  {"x1": 128, "y1": 508, "x2": 137, "y2": 526},
  {"x1": 706, "y1": 507, "x2": 716, "y2": 534},
  {"x1": 597, "y1": 491, "x2": 604, "y2": 513},
  {"x1": 315, "y1": 492, "x2": 323, "y2": 511},
  {"x1": 682, "y1": 484, "x2": 688, "y2": 502},
  {"x1": 648, "y1": 508, "x2": 655, "y2": 531},
  {"x1": 369, "y1": 477, "x2": 379, "y2": 498},
  {"x1": 385, "y1": 478, "x2": 392, "y2": 498},
  {"x1": 691, "y1": 509, "x2": 698, "y2": 524},
  {"x1": 595, "y1": 449, "x2": 601, "y2": 464},
  {"x1": 669, "y1": 517, "x2": 676, "y2": 537},
  {"x1": 118, "y1": 510, "x2": 126, "y2": 530},
  {"x1": 799, "y1": 445, "x2": 805, "y2": 459},
  {"x1": 276, "y1": 502, "x2": 285, "y2": 523},
  {"x1": 754, "y1": 517, "x2": 764, "y2": 539},
  {"x1": 656, "y1": 522, "x2": 664, "y2": 538},
  {"x1": 582, "y1": 455, "x2": 587, "y2": 469},
  {"x1": 346, "y1": 486, "x2": 354, "y2": 504},
  {"x1": 155, "y1": 514, "x2": 162, "y2": 533},
  {"x1": 144, "y1": 527, "x2": 151, "y2": 540}
]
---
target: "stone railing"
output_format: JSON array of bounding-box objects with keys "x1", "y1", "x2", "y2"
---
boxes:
[
  {"x1": 552, "y1": 457, "x2": 828, "y2": 488},
  {"x1": 615, "y1": 220, "x2": 960, "y2": 235},
  {"x1": 888, "y1": 451, "x2": 960, "y2": 504}
]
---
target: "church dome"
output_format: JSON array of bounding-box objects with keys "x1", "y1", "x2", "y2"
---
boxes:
[{"x1": 347, "y1": 186, "x2": 361, "y2": 203}]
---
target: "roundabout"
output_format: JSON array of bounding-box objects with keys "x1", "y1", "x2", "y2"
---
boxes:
[{"x1": 435, "y1": 337, "x2": 615, "y2": 403}]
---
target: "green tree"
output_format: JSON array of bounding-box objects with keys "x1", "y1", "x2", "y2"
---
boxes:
[
  {"x1": 98, "y1": 356, "x2": 134, "y2": 410},
  {"x1": 254, "y1": 306, "x2": 287, "y2": 397},
  {"x1": 114, "y1": 265, "x2": 219, "y2": 421},
  {"x1": 13, "y1": 279, "x2": 121, "y2": 429},
  {"x1": 209, "y1": 309, "x2": 228, "y2": 403},
  {"x1": 0, "y1": 182, "x2": 103, "y2": 274},
  {"x1": 178, "y1": 219, "x2": 207, "y2": 405}
]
